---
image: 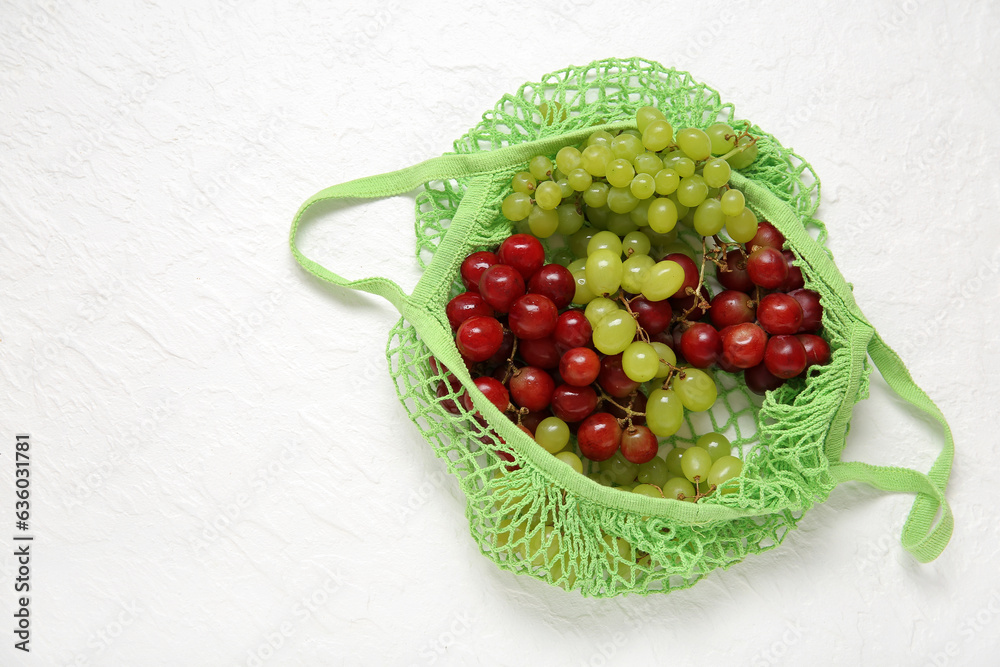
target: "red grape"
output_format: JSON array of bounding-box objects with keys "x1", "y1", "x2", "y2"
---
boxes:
[
  {"x1": 509, "y1": 366, "x2": 556, "y2": 411},
  {"x1": 498, "y1": 234, "x2": 545, "y2": 281},
  {"x1": 746, "y1": 220, "x2": 785, "y2": 253},
  {"x1": 679, "y1": 322, "x2": 722, "y2": 368},
  {"x1": 598, "y1": 353, "x2": 641, "y2": 398},
  {"x1": 461, "y1": 376, "x2": 510, "y2": 413},
  {"x1": 764, "y1": 334, "x2": 807, "y2": 379},
  {"x1": 484, "y1": 328, "x2": 515, "y2": 367},
  {"x1": 455, "y1": 316, "x2": 504, "y2": 361},
  {"x1": 797, "y1": 334, "x2": 831, "y2": 367},
  {"x1": 518, "y1": 408, "x2": 551, "y2": 434},
  {"x1": 518, "y1": 335, "x2": 561, "y2": 369},
  {"x1": 744, "y1": 362, "x2": 785, "y2": 395},
  {"x1": 709, "y1": 290, "x2": 756, "y2": 329},
  {"x1": 479, "y1": 264, "x2": 526, "y2": 313},
  {"x1": 717, "y1": 249, "x2": 754, "y2": 292},
  {"x1": 620, "y1": 425, "x2": 658, "y2": 464},
  {"x1": 664, "y1": 252, "x2": 700, "y2": 298},
  {"x1": 719, "y1": 322, "x2": 767, "y2": 369},
  {"x1": 577, "y1": 412, "x2": 622, "y2": 462},
  {"x1": 508, "y1": 293, "x2": 558, "y2": 340},
  {"x1": 631, "y1": 296, "x2": 673, "y2": 334},
  {"x1": 747, "y1": 247, "x2": 788, "y2": 289},
  {"x1": 559, "y1": 347, "x2": 601, "y2": 387},
  {"x1": 554, "y1": 309, "x2": 593, "y2": 349},
  {"x1": 446, "y1": 292, "x2": 493, "y2": 330},
  {"x1": 551, "y1": 384, "x2": 599, "y2": 422},
  {"x1": 789, "y1": 289, "x2": 823, "y2": 333},
  {"x1": 528, "y1": 264, "x2": 575, "y2": 310},
  {"x1": 781, "y1": 250, "x2": 805, "y2": 291},
  {"x1": 460, "y1": 251, "x2": 499, "y2": 292},
  {"x1": 436, "y1": 377, "x2": 463, "y2": 415},
  {"x1": 757, "y1": 293, "x2": 804, "y2": 335}
]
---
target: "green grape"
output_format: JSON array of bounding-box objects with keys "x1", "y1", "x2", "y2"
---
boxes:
[
  {"x1": 556, "y1": 178, "x2": 574, "y2": 199},
  {"x1": 587, "y1": 130, "x2": 614, "y2": 147},
  {"x1": 667, "y1": 193, "x2": 690, "y2": 220},
  {"x1": 607, "y1": 186, "x2": 639, "y2": 214},
  {"x1": 571, "y1": 269, "x2": 597, "y2": 305},
  {"x1": 606, "y1": 158, "x2": 636, "y2": 188},
  {"x1": 725, "y1": 207, "x2": 758, "y2": 243},
  {"x1": 644, "y1": 227, "x2": 678, "y2": 252},
  {"x1": 581, "y1": 144, "x2": 613, "y2": 177},
  {"x1": 664, "y1": 447, "x2": 685, "y2": 478},
  {"x1": 584, "y1": 296, "x2": 620, "y2": 328},
  {"x1": 622, "y1": 128, "x2": 642, "y2": 138},
  {"x1": 621, "y1": 254, "x2": 654, "y2": 293},
  {"x1": 569, "y1": 229, "x2": 596, "y2": 257},
  {"x1": 696, "y1": 432, "x2": 732, "y2": 462},
  {"x1": 514, "y1": 218, "x2": 532, "y2": 235},
  {"x1": 530, "y1": 155, "x2": 553, "y2": 181},
  {"x1": 641, "y1": 260, "x2": 685, "y2": 300},
  {"x1": 603, "y1": 535, "x2": 632, "y2": 578},
  {"x1": 727, "y1": 135, "x2": 758, "y2": 169},
  {"x1": 654, "y1": 168, "x2": 680, "y2": 195},
  {"x1": 527, "y1": 525, "x2": 561, "y2": 567},
  {"x1": 622, "y1": 341, "x2": 659, "y2": 382},
  {"x1": 662, "y1": 477, "x2": 695, "y2": 501},
  {"x1": 511, "y1": 171, "x2": 536, "y2": 194},
  {"x1": 706, "y1": 186, "x2": 721, "y2": 200},
  {"x1": 534, "y1": 180, "x2": 563, "y2": 210},
  {"x1": 593, "y1": 311, "x2": 637, "y2": 355},
  {"x1": 680, "y1": 447, "x2": 712, "y2": 484},
  {"x1": 528, "y1": 206, "x2": 559, "y2": 238},
  {"x1": 622, "y1": 230, "x2": 651, "y2": 257},
  {"x1": 606, "y1": 212, "x2": 639, "y2": 237},
  {"x1": 636, "y1": 105, "x2": 666, "y2": 133},
  {"x1": 708, "y1": 455, "x2": 743, "y2": 490},
  {"x1": 556, "y1": 146, "x2": 583, "y2": 174},
  {"x1": 556, "y1": 203, "x2": 585, "y2": 235},
  {"x1": 677, "y1": 175, "x2": 708, "y2": 208},
  {"x1": 633, "y1": 152, "x2": 664, "y2": 176},
  {"x1": 679, "y1": 206, "x2": 696, "y2": 229},
  {"x1": 552, "y1": 167, "x2": 566, "y2": 182},
  {"x1": 629, "y1": 198, "x2": 651, "y2": 227},
  {"x1": 630, "y1": 173, "x2": 656, "y2": 200},
  {"x1": 550, "y1": 246, "x2": 574, "y2": 267},
  {"x1": 693, "y1": 199, "x2": 726, "y2": 237},
  {"x1": 707, "y1": 122, "x2": 736, "y2": 155},
  {"x1": 567, "y1": 257, "x2": 586, "y2": 273},
  {"x1": 642, "y1": 119, "x2": 674, "y2": 152},
  {"x1": 632, "y1": 484, "x2": 664, "y2": 499},
  {"x1": 676, "y1": 127, "x2": 712, "y2": 161},
  {"x1": 583, "y1": 181, "x2": 610, "y2": 208},
  {"x1": 673, "y1": 157, "x2": 695, "y2": 178},
  {"x1": 702, "y1": 158, "x2": 732, "y2": 188},
  {"x1": 567, "y1": 167, "x2": 593, "y2": 191},
  {"x1": 535, "y1": 416, "x2": 570, "y2": 453},
  {"x1": 637, "y1": 458, "x2": 670, "y2": 488},
  {"x1": 555, "y1": 451, "x2": 584, "y2": 474},
  {"x1": 650, "y1": 341, "x2": 676, "y2": 378},
  {"x1": 617, "y1": 484, "x2": 636, "y2": 493},
  {"x1": 586, "y1": 249, "x2": 623, "y2": 296},
  {"x1": 586, "y1": 205, "x2": 610, "y2": 230},
  {"x1": 646, "y1": 388, "x2": 684, "y2": 437},
  {"x1": 601, "y1": 451, "x2": 639, "y2": 485},
  {"x1": 720, "y1": 188, "x2": 745, "y2": 216},
  {"x1": 611, "y1": 133, "x2": 644, "y2": 161},
  {"x1": 501, "y1": 192, "x2": 533, "y2": 221},
  {"x1": 672, "y1": 368, "x2": 717, "y2": 412},
  {"x1": 538, "y1": 101, "x2": 567, "y2": 125},
  {"x1": 659, "y1": 240, "x2": 696, "y2": 261},
  {"x1": 587, "y1": 230, "x2": 623, "y2": 256},
  {"x1": 647, "y1": 197, "x2": 678, "y2": 234}
]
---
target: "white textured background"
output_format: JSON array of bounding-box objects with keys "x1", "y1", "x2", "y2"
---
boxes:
[{"x1": 2, "y1": 1, "x2": 998, "y2": 665}]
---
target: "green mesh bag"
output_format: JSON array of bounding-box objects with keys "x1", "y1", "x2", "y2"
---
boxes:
[{"x1": 289, "y1": 57, "x2": 955, "y2": 597}]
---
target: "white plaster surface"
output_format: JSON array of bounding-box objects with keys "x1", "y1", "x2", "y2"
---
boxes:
[{"x1": 2, "y1": 1, "x2": 999, "y2": 665}]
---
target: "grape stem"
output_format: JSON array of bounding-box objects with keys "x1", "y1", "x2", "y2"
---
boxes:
[{"x1": 718, "y1": 123, "x2": 758, "y2": 162}]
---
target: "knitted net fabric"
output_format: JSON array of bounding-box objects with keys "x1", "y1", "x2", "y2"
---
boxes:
[{"x1": 385, "y1": 57, "x2": 872, "y2": 597}]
